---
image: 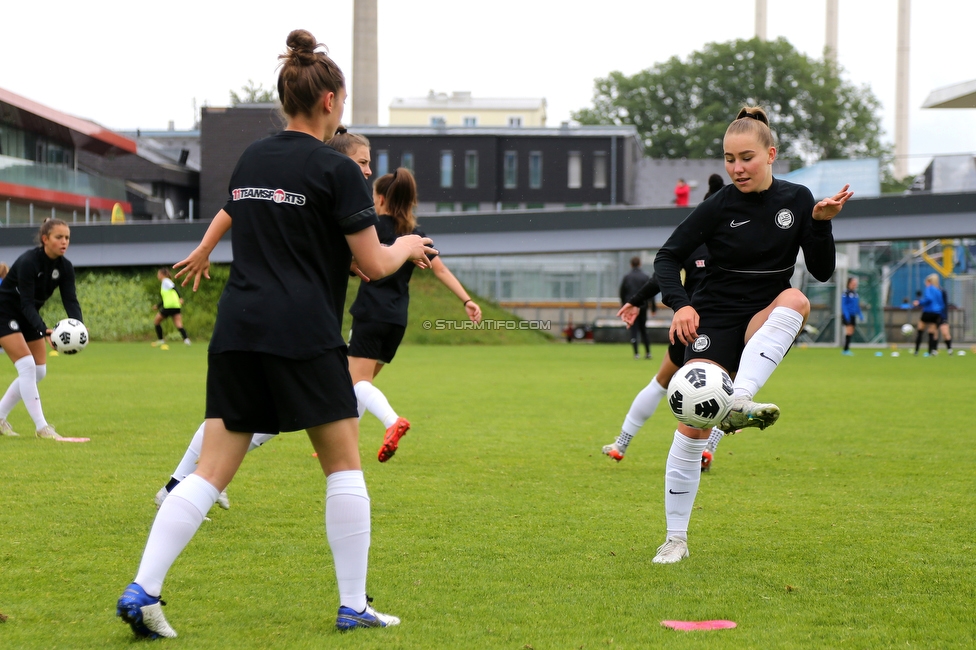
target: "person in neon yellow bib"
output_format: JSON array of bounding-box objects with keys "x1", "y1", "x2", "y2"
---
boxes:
[{"x1": 152, "y1": 268, "x2": 190, "y2": 347}]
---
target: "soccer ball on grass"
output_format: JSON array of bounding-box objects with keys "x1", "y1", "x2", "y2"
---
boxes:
[
  {"x1": 50, "y1": 319, "x2": 89, "y2": 355},
  {"x1": 667, "y1": 361, "x2": 734, "y2": 429}
]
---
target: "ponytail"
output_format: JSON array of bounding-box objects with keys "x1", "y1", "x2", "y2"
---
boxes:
[
  {"x1": 725, "y1": 106, "x2": 774, "y2": 149},
  {"x1": 373, "y1": 167, "x2": 417, "y2": 235}
]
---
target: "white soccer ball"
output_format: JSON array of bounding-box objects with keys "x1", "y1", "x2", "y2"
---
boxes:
[
  {"x1": 667, "y1": 361, "x2": 734, "y2": 429},
  {"x1": 901, "y1": 323, "x2": 915, "y2": 338},
  {"x1": 51, "y1": 319, "x2": 89, "y2": 355}
]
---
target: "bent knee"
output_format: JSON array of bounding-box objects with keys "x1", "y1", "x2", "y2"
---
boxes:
[{"x1": 777, "y1": 289, "x2": 810, "y2": 317}]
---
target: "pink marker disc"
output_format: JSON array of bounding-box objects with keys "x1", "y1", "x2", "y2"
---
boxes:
[
  {"x1": 55, "y1": 437, "x2": 90, "y2": 443},
  {"x1": 661, "y1": 620, "x2": 737, "y2": 631}
]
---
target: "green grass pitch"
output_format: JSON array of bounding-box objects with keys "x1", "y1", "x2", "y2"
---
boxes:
[{"x1": 0, "y1": 342, "x2": 973, "y2": 648}]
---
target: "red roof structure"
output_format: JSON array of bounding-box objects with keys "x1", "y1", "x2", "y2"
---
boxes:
[{"x1": 0, "y1": 87, "x2": 136, "y2": 155}]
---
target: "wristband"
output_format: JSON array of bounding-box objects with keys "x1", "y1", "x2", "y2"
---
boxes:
[{"x1": 463, "y1": 299, "x2": 472, "y2": 306}]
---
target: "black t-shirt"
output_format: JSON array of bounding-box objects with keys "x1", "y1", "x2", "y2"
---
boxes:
[
  {"x1": 349, "y1": 215, "x2": 435, "y2": 327},
  {"x1": 212, "y1": 131, "x2": 378, "y2": 359},
  {"x1": 0, "y1": 247, "x2": 82, "y2": 336},
  {"x1": 654, "y1": 178, "x2": 834, "y2": 319},
  {"x1": 619, "y1": 268, "x2": 650, "y2": 308}
]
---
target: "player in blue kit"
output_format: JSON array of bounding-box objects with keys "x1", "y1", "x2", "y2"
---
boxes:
[
  {"x1": 649, "y1": 106, "x2": 852, "y2": 564},
  {"x1": 841, "y1": 277, "x2": 863, "y2": 355},
  {"x1": 116, "y1": 30, "x2": 435, "y2": 639}
]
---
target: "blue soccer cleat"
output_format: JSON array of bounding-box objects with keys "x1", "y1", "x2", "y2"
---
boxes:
[
  {"x1": 336, "y1": 597, "x2": 400, "y2": 630},
  {"x1": 116, "y1": 582, "x2": 177, "y2": 639}
]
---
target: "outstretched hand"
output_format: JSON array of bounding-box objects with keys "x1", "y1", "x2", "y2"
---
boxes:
[
  {"x1": 812, "y1": 184, "x2": 854, "y2": 221},
  {"x1": 173, "y1": 247, "x2": 211, "y2": 291},
  {"x1": 617, "y1": 304, "x2": 639, "y2": 327}
]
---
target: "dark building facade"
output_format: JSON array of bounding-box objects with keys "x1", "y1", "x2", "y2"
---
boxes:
[{"x1": 199, "y1": 104, "x2": 640, "y2": 218}]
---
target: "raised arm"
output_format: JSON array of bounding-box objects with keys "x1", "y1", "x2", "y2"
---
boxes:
[{"x1": 174, "y1": 210, "x2": 233, "y2": 291}]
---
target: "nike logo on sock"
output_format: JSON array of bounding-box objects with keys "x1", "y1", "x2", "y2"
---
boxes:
[
  {"x1": 730, "y1": 220, "x2": 751, "y2": 228},
  {"x1": 668, "y1": 489, "x2": 689, "y2": 495},
  {"x1": 759, "y1": 352, "x2": 777, "y2": 364}
]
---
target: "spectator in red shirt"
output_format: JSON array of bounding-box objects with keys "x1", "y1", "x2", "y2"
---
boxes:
[{"x1": 674, "y1": 179, "x2": 690, "y2": 206}]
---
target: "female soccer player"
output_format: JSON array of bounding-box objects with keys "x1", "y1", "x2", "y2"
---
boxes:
[
  {"x1": 841, "y1": 277, "x2": 863, "y2": 355},
  {"x1": 348, "y1": 167, "x2": 481, "y2": 462},
  {"x1": 153, "y1": 129, "x2": 377, "y2": 511},
  {"x1": 0, "y1": 219, "x2": 83, "y2": 440},
  {"x1": 116, "y1": 30, "x2": 434, "y2": 639},
  {"x1": 649, "y1": 106, "x2": 852, "y2": 564},
  {"x1": 912, "y1": 274, "x2": 945, "y2": 356},
  {"x1": 152, "y1": 268, "x2": 190, "y2": 347}
]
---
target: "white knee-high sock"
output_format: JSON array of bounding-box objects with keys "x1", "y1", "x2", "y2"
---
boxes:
[
  {"x1": 171, "y1": 423, "x2": 206, "y2": 482},
  {"x1": 12, "y1": 356, "x2": 47, "y2": 429},
  {"x1": 249, "y1": 433, "x2": 275, "y2": 450},
  {"x1": 664, "y1": 431, "x2": 708, "y2": 540},
  {"x1": 354, "y1": 381, "x2": 398, "y2": 429},
  {"x1": 733, "y1": 307, "x2": 804, "y2": 399},
  {"x1": 706, "y1": 427, "x2": 725, "y2": 454},
  {"x1": 0, "y1": 377, "x2": 20, "y2": 419},
  {"x1": 135, "y1": 474, "x2": 219, "y2": 597},
  {"x1": 357, "y1": 400, "x2": 367, "y2": 419},
  {"x1": 0, "y1": 363, "x2": 47, "y2": 420},
  {"x1": 326, "y1": 470, "x2": 370, "y2": 612},
  {"x1": 621, "y1": 378, "x2": 667, "y2": 436}
]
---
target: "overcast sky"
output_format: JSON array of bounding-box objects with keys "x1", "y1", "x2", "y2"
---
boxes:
[{"x1": 2, "y1": 0, "x2": 974, "y2": 175}]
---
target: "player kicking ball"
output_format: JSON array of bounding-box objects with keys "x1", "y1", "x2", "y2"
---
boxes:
[{"x1": 646, "y1": 106, "x2": 851, "y2": 565}]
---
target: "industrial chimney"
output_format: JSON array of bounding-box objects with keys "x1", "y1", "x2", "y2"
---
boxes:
[{"x1": 352, "y1": 0, "x2": 378, "y2": 126}]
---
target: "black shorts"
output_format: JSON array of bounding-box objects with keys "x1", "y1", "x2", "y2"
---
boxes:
[
  {"x1": 348, "y1": 319, "x2": 406, "y2": 364},
  {"x1": 683, "y1": 309, "x2": 753, "y2": 374},
  {"x1": 0, "y1": 306, "x2": 45, "y2": 342},
  {"x1": 920, "y1": 312, "x2": 941, "y2": 325},
  {"x1": 842, "y1": 315, "x2": 857, "y2": 326},
  {"x1": 205, "y1": 348, "x2": 358, "y2": 433},
  {"x1": 668, "y1": 339, "x2": 686, "y2": 367},
  {"x1": 159, "y1": 307, "x2": 181, "y2": 318}
]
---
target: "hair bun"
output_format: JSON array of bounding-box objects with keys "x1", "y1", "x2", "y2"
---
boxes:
[
  {"x1": 736, "y1": 106, "x2": 769, "y2": 126},
  {"x1": 286, "y1": 29, "x2": 321, "y2": 64}
]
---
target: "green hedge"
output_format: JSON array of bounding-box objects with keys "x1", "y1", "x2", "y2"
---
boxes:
[
  {"x1": 40, "y1": 266, "x2": 229, "y2": 342},
  {"x1": 39, "y1": 264, "x2": 551, "y2": 345}
]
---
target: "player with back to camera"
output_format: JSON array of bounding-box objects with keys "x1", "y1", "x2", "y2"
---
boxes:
[
  {"x1": 116, "y1": 30, "x2": 435, "y2": 639},
  {"x1": 0, "y1": 219, "x2": 84, "y2": 440},
  {"x1": 152, "y1": 128, "x2": 376, "y2": 511},
  {"x1": 152, "y1": 268, "x2": 190, "y2": 348},
  {"x1": 841, "y1": 276, "x2": 863, "y2": 356},
  {"x1": 605, "y1": 176, "x2": 727, "y2": 470},
  {"x1": 619, "y1": 256, "x2": 653, "y2": 360},
  {"x1": 912, "y1": 273, "x2": 945, "y2": 356},
  {"x1": 648, "y1": 106, "x2": 852, "y2": 564},
  {"x1": 348, "y1": 166, "x2": 481, "y2": 462}
]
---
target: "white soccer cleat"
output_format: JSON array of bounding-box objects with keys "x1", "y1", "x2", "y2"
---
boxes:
[
  {"x1": 0, "y1": 418, "x2": 19, "y2": 437},
  {"x1": 154, "y1": 486, "x2": 169, "y2": 509},
  {"x1": 602, "y1": 442, "x2": 625, "y2": 462},
  {"x1": 216, "y1": 489, "x2": 230, "y2": 510},
  {"x1": 35, "y1": 425, "x2": 64, "y2": 440},
  {"x1": 184, "y1": 339, "x2": 192, "y2": 346},
  {"x1": 719, "y1": 397, "x2": 780, "y2": 433},
  {"x1": 652, "y1": 536, "x2": 690, "y2": 564},
  {"x1": 140, "y1": 602, "x2": 178, "y2": 638}
]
